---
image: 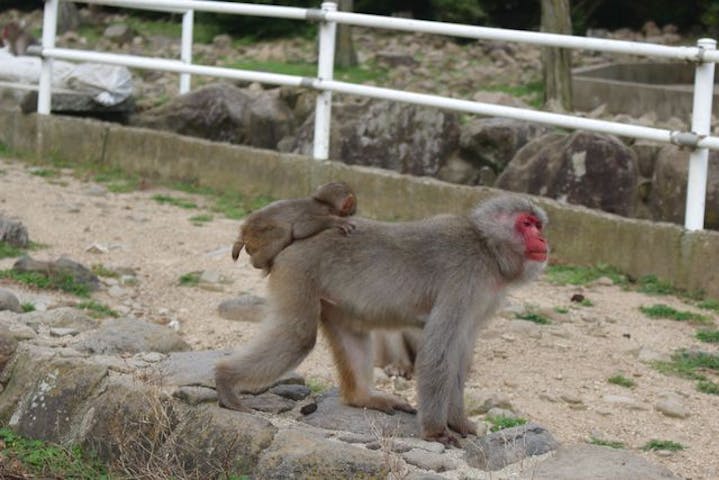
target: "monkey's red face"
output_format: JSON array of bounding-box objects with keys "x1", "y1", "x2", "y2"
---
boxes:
[{"x1": 515, "y1": 213, "x2": 548, "y2": 262}]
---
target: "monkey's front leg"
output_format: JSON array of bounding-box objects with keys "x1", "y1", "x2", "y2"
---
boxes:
[{"x1": 320, "y1": 306, "x2": 415, "y2": 415}]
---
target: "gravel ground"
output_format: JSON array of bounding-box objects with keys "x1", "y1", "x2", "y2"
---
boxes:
[{"x1": 1, "y1": 156, "x2": 717, "y2": 479}]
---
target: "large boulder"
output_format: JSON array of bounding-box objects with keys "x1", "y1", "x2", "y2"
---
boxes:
[
  {"x1": 496, "y1": 131, "x2": 639, "y2": 216},
  {"x1": 649, "y1": 145, "x2": 719, "y2": 229},
  {"x1": 0, "y1": 215, "x2": 29, "y2": 248},
  {"x1": 132, "y1": 83, "x2": 296, "y2": 149},
  {"x1": 459, "y1": 118, "x2": 549, "y2": 174},
  {"x1": 289, "y1": 100, "x2": 461, "y2": 177}
]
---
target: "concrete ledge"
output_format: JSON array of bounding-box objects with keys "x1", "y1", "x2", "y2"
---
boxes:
[{"x1": 1, "y1": 110, "x2": 718, "y2": 297}]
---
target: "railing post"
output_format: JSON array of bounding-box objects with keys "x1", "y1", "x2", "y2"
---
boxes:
[
  {"x1": 684, "y1": 38, "x2": 716, "y2": 231},
  {"x1": 179, "y1": 8, "x2": 194, "y2": 94},
  {"x1": 38, "y1": 0, "x2": 59, "y2": 115},
  {"x1": 312, "y1": 1, "x2": 337, "y2": 161}
]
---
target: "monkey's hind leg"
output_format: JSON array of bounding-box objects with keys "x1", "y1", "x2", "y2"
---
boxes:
[
  {"x1": 320, "y1": 306, "x2": 416, "y2": 415},
  {"x1": 215, "y1": 271, "x2": 320, "y2": 411}
]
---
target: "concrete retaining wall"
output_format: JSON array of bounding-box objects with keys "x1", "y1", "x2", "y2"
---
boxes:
[{"x1": 1, "y1": 110, "x2": 718, "y2": 297}]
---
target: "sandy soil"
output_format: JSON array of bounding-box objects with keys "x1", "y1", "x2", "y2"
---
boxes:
[{"x1": 0, "y1": 156, "x2": 717, "y2": 479}]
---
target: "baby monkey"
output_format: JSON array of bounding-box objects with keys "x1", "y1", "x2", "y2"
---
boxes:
[
  {"x1": 2, "y1": 22, "x2": 38, "y2": 56},
  {"x1": 232, "y1": 181, "x2": 357, "y2": 270}
]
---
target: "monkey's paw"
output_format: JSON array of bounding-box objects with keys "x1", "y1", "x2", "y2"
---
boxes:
[
  {"x1": 336, "y1": 220, "x2": 356, "y2": 235},
  {"x1": 349, "y1": 391, "x2": 417, "y2": 415}
]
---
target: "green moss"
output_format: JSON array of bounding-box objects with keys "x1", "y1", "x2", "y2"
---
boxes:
[
  {"x1": 642, "y1": 439, "x2": 685, "y2": 452},
  {"x1": 0, "y1": 270, "x2": 90, "y2": 297},
  {"x1": 607, "y1": 374, "x2": 635, "y2": 388},
  {"x1": 487, "y1": 415, "x2": 527, "y2": 432},
  {"x1": 639, "y1": 304, "x2": 711, "y2": 325}
]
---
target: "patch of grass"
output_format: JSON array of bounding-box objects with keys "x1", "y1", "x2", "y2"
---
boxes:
[
  {"x1": 21, "y1": 302, "x2": 35, "y2": 313},
  {"x1": 0, "y1": 270, "x2": 90, "y2": 297},
  {"x1": 0, "y1": 427, "x2": 109, "y2": 479},
  {"x1": 487, "y1": 415, "x2": 527, "y2": 432},
  {"x1": 0, "y1": 142, "x2": 10, "y2": 155},
  {"x1": 696, "y1": 330, "x2": 719, "y2": 343},
  {"x1": 224, "y1": 59, "x2": 388, "y2": 84},
  {"x1": 608, "y1": 374, "x2": 635, "y2": 388},
  {"x1": 642, "y1": 439, "x2": 685, "y2": 452},
  {"x1": 30, "y1": 167, "x2": 59, "y2": 178},
  {"x1": 178, "y1": 271, "x2": 202, "y2": 287},
  {"x1": 190, "y1": 214, "x2": 214, "y2": 226},
  {"x1": 91, "y1": 264, "x2": 118, "y2": 278},
  {"x1": 76, "y1": 300, "x2": 119, "y2": 319},
  {"x1": 639, "y1": 304, "x2": 711, "y2": 325},
  {"x1": 152, "y1": 194, "x2": 198, "y2": 209},
  {"x1": 546, "y1": 263, "x2": 627, "y2": 286},
  {"x1": 698, "y1": 299, "x2": 719, "y2": 312},
  {"x1": 588, "y1": 437, "x2": 625, "y2": 449},
  {"x1": 306, "y1": 377, "x2": 330, "y2": 394},
  {"x1": 579, "y1": 298, "x2": 594, "y2": 307},
  {"x1": 515, "y1": 311, "x2": 551, "y2": 325},
  {"x1": 92, "y1": 167, "x2": 140, "y2": 193},
  {"x1": 637, "y1": 274, "x2": 677, "y2": 296},
  {"x1": 554, "y1": 306, "x2": 569, "y2": 314},
  {"x1": 0, "y1": 241, "x2": 24, "y2": 259},
  {"x1": 697, "y1": 380, "x2": 719, "y2": 395}
]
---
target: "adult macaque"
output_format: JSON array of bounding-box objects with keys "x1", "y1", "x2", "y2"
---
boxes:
[
  {"x1": 231, "y1": 181, "x2": 356, "y2": 271},
  {"x1": 216, "y1": 195, "x2": 548, "y2": 446},
  {"x1": 372, "y1": 329, "x2": 422, "y2": 379},
  {"x1": 2, "y1": 22, "x2": 38, "y2": 56}
]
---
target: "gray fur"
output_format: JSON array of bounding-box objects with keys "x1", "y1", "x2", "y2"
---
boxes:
[{"x1": 215, "y1": 194, "x2": 548, "y2": 442}]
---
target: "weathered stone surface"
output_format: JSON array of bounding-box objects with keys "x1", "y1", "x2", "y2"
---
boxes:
[
  {"x1": 132, "y1": 83, "x2": 296, "y2": 149},
  {"x1": 78, "y1": 382, "x2": 179, "y2": 466},
  {"x1": 0, "y1": 325, "x2": 18, "y2": 373},
  {"x1": 242, "y1": 392, "x2": 295, "y2": 414},
  {"x1": 217, "y1": 294, "x2": 266, "y2": 322},
  {"x1": 270, "y1": 383, "x2": 311, "y2": 401},
  {"x1": 466, "y1": 389, "x2": 513, "y2": 415},
  {"x1": 173, "y1": 385, "x2": 218, "y2": 405},
  {"x1": 256, "y1": 428, "x2": 385, "y2": 479},
  {"x1": 13, "y1": 255, "x2": 101, "y2": 291},
  {"x1": 152, "y1": 349, "x2": 234, "y2": 388},
  {"x1": 21, "y1": 307, "x2": 96, "y2": 332},
  {"x1": 459, "y1": 118, "x2": 548, "y2": 173},
  {"x1": 649, "y1": 146, "x2": 719, "y2": 229},
  {"x1": 1, "y1": 348, "x2": 107, "y2": 442},
  {"x1": 291, "y1": 100, "x2": 461, "y2": 177},
  {"x1": 526, "y1": 444, "x2": 679, "y2": 479},
  {"x1": 0, "y1": 215, "x2": 29, "y2": 247},
  {"x1": 301, "y1": 389, "x2": 419, "y2": 437},
  {"x1": 497, "y1": 131, "x2": 639, "y2": 217},
  {"x1": 165, "y1": 405, "x2": 276, "y2": 478},
  {"x1": 403, "y1": 448, "x2": 459, "y2": 472},
  {"x1": 0, "y1": 288, "x2": 21, "y2": 313},
  {"x1": 464, "y1": 423, "x2": 559, "y2": 471},
  {"x1": 77, "y1": 317, "x2": 190, "y2": 354}
]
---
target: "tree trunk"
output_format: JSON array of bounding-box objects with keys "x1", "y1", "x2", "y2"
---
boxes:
[
  {"x1": 335, "y1": 0, "x2": 358, "y2": 68},
  {"x1": 540, "y1": 0, "x2": 572, "y2": 111}
]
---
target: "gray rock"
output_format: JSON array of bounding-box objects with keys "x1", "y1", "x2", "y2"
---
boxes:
[
  {"x1": 104, "y1": 23, "x2": 134, "y2": 44},
  {"x1": 0, "y1": 288, "x2": 21, "y2": 313},
  {"x1": 13, "y1": 255, "x2": 101, "y2": 292},
  {"x1": 403, "y1": 448, "x2": 458, "y2": 472},
  {"x1": 22, "y1": 307, "x2": 96, "y2": 331},
  {"x1": 0, "y1": 215, "x2": 29, "y2": 247},
  {"x1": 270, "y1": 383, "x2": 311, "y2": 401},
  {"x1": 459, "y1": 118, "x2": 549, "y2": 174},
  {"x1": 301, "y1": 389, "x2": 419, "y2": 437},
  {"x1": 1, "y1": 348, "x2": 108, "y2": 442},
  {"x1": 257, "y1": 428, "x2": 385, "y2": 479},
  {"x1": 526, "y1": 444, "x2": 679, "y2": 479},
  {"x1": 173, "y1": 386, "x2": 218, "y2": 405},
  {"x1": 464, "y1": 423, "x2": 559, "y2": 471},
  {"x1": 291, "y1": 100, "x2": 460, "y2": 178},
  {"x1": 0, "y1": 326, "x2": 18, "y2": 372},
  {"x1": 217, "y1": 295, "x2": 266, "y2": 322},
  {"x1": 162, "y1": 405, "x2": 276, "y2": 477},
  {"x1": 49, "y1": 327, "x2": 80, "y2": 337},
  {"x1": 497, "y1": 131, "x2": 639, "y2": 217},
  {"x1": 241, "y1": 392, "x2": 295, "y2": 414},
  {"x1": 466, "y1": 390, "x2": 513, "y2": 415},
  {"x1": 132, "y1": 83, "x2": 296, "y2": 150},
  {"x1": 77, "y1": 317, "x2": 190, "y2": 354},
  {"x1": 655, "y1": 393, "x2": 689, "y2": 418},
  {"x1": 21, "y1": 91, "x2": 134, "y2": 123}
]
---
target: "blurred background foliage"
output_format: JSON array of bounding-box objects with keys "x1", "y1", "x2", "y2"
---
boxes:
[{"x1": 1, "y1": 0, "x2": 718, "y2": 39}]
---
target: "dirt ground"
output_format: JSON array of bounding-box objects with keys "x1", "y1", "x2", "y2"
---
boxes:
[{"x1": 0, "y1": 155, "x2": 717, "y2": 480}]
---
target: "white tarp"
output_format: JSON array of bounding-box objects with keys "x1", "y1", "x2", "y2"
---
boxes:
[{"x1": 0, "y1": 48, "x2": 132, "y2": 106}]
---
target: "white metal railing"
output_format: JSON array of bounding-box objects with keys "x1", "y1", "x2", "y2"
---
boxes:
[{"x1": 36, "y1": 0, "x2": 718, "y2": 230}]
